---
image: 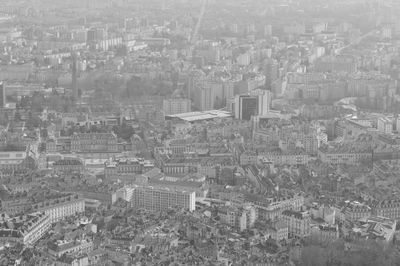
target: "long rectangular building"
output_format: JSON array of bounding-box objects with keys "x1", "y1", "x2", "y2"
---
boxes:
[
  {"x1": 71, "y1": 133, "x2": 118, "y2": 153},
  {"x1": 130, "y1": 185, "x2": 195, "y2": 212},
  {"x1": 31, "y1": 194, "x2": 85, "y2": 223}
]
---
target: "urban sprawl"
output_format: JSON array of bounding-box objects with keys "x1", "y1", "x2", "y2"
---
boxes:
[{"x1": 0, "y1": 0, "x2": 398, "y2": 265}]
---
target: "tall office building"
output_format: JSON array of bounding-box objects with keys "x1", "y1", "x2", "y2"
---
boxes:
[
  {"x1": 131, "y1": 185, "x2": 196, "y2": 212},
  {"x1": 195, "y1": 80, "x2": 222, "y2": 111},
  {"x1": 0, "y1": 82, "x2": 5, "y2": 108},
  {"x1": 188, "y1": 70, "x2": 206, "y2": 101},
  {"x1": 234, "y1": 95, "x2": 258, "y2": 120},
  {"x1": 234, "y1": 90, "x2": 271, "y2": 120},
  {"x1": 253, "y1": 89, "x2": 271, "y2": 116}
]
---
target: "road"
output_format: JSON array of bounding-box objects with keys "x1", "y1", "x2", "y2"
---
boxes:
[
  {"x1": 336, "y1": 29, "x2": 378, "y2": 55},
  {"x1": 190, "y1": 0, "x2": 207, "y2": 45}
]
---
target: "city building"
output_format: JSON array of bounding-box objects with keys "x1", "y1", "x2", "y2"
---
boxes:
[
  {"x1": 377, "y1": 117, "x2": 393, "y2": 134},
  {"x1": 218, "y1": 204, "x2": 256, "y2": 232},
  {"x1": 282, "y1": 210, "x2": 311, "y2": 238},
  {"x1": 258, "y1": 152, "x2": 312, "y2": 166},
  {"x1": 311, "y1": 224, "x2": 339, "y2": 243},
  {"x1": 396, "y1": 117, "x2": 400, "y2": 132},
  {"x1": 251, "y1": 89, "x2": 271, "y2": 116},
  {"x1": 130, "y1": 185, "x2": 196, "y2": 212},
  {"x1": 343, "y1": 201, "x2": 372, "y2": 222},
  {"x1": 315, "y1": 55, "x2": 357, "y2": 73},
  {"x1": 318, "y1": 146, "x2": 373, "y2": 165},
  {"x1": 71, "y1": 133, "x2": 118, "y2": 154},
  {"x1": 48, "y1": 239, "x2": 93, "y2": 258},
  {"x1": 352, "y1": 216, "x2": 396, "y2": 242},
  {"x1": 234, "y1": 95, "x2": 258, "y2": 120},
  {"x1": 104, "y1": 158, "x2": 145, "y2": 182},
  {"x1": 163, "y1": 98, "x2": 191, "y2": 115},
  {"x1": 0, "y1": 145, "x2": 36, "y2": 174},
  {"x1": 0, "y1": 212, "x2": 51, "y2": 246},
  {"x1": 373, "y1": 198, "x2": 400, "y2": 221},
  {"x1": 264, "y1": 59, "x2": 278, "y2": 90},
  {"x1": 233, "y1": 89, "x2": 271, "y2": 120},
  {"x1": 53, "y1": 158, "x2": 85, "y2": 174},
  {"x1": 265, "y1": 220, "x2": 289, "y2": 241},
  {"x1": 31, "y1": 194, "x2": 85, "y2": 223}
]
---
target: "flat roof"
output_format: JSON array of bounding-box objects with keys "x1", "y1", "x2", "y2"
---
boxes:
[{"x1": 165, "y1": 110, "x2": 232, "y2": 122}]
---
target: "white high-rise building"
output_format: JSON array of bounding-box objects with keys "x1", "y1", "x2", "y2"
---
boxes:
[
  {"x1": 397, "y1": 117, "x2": 400, "y2": 132},
  {"x1": 255, "y1": 89, "x2": 271, "y2": 116}
]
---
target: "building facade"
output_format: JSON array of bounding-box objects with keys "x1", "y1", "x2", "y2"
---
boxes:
[
  {"x1": 71, "y1": 133, "x2": 118, "y2": 153},
  {"x1": 163, "y1": 98, "x2": 191, "y2": 115},
  {"x1": 0, "y1": 212, "x2": 51, "y2": 246},
  {"x1": 282, "y1": 210, "x2": 311, "y2": 238},
  {"x1": 131, "y1": 185, "x2": 196, "y2": 212},
  {"x1": 31, "y1": 195, "x2": 85, "y2": 223}
]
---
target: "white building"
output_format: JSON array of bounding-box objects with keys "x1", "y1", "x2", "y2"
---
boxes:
[
  {"x1": 131, "y1": 185, "x2": 196, "y2": 212},
  {"x1": 32, "y1": 195, "x2": 85, "y2": 223},
  {"x1": 377, "y1": 117, "x2": 393, "y2": 134},
  {"x1": 252, "y1": 89, "x2": 271, "y2": 116}
]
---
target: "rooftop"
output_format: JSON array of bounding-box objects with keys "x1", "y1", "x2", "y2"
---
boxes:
[{"x1": 165, "y1": 110, "x2": 232, "y2": 122}]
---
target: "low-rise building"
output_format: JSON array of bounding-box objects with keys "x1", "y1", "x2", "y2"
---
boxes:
[
  {"x1": 0, "y1": 146, "x2": 36, "y2": 175},
  {"x1": 258, "y1": 152, "x2": 312, "y2": 166},
  {"x1": 218, "y1": 204, "x2": 256, "y2": 232},
  {"x1": 104, "y1": 158, "x2": 144, "y2": 182},
  {"x1": 343, "y1": 201, "x2": 371, "y2": 222},
  {"x1": 318, "y1": 146, "x2": 372, "y2": 165},
  {"x1": 48, "y1": 239, "x2": 93, "y2": 258},
  {"x1": 311, "y1": 224, "x2": 339, "y2": 243},
  {"x1": 71, "y1": 133, "x2": 118, "y2": 154},
  {"x1": 352, "y1": 216, "x2": 396, "y2": 242},
  {"x1": 0, "y1": 212, "x2": 51, "y2": 246},
  {"x1": 1, "y1": 198, "x2": 31, "y2": 216},
  {"x1": 53, "y1": 158, "x2": 85, "y2": 174}
]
